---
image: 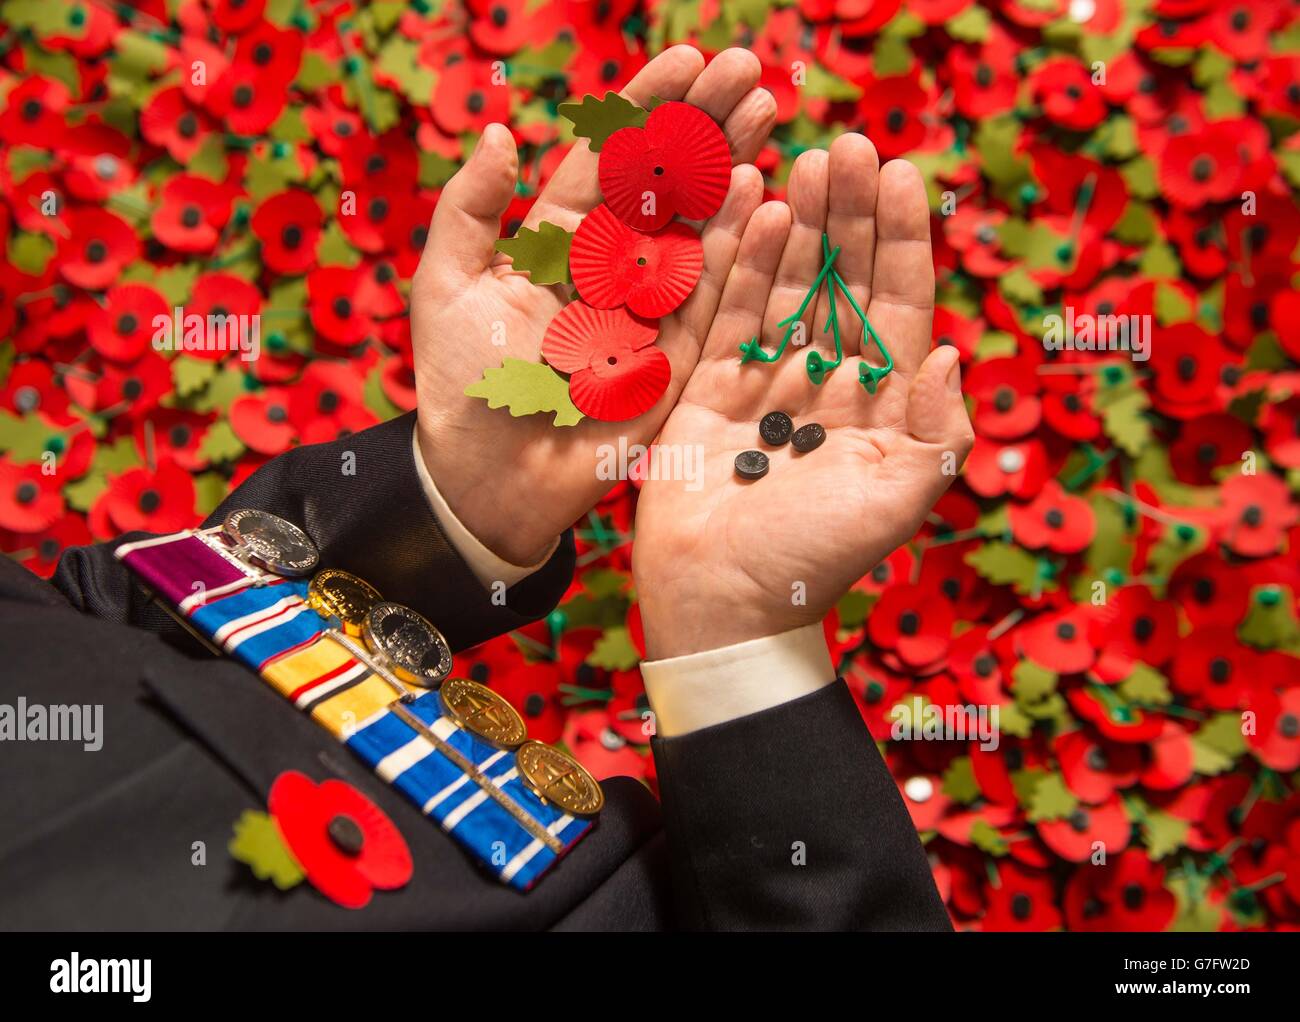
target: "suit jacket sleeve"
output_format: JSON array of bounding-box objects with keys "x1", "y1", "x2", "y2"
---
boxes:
[
  {"x1": 48, "y1": 411, "x2": 575, "y2": 651},
  {"x1": 651, "y1": 679, "x2": 953, "y2": 931}
]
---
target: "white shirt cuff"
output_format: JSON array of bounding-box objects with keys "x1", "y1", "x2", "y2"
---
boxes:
[
  {"x1": 640, "y1": 623, "x2": 837, "y2": 738},
  {"x1": 411, "y1": 424, "x2": 559, "y2": 591}
]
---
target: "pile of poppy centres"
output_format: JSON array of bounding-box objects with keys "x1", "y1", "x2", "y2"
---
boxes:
[{"x1": 541, "y1": 102, "x2": 732, "y2": 422}]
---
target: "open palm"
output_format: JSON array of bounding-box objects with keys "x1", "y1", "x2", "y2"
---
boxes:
[
  {"x1": 634, "y1": 135, "x2": 975, "y2": 659},
  {"x1": 411, "y1": 46, "x2": 776, "y2": 565}
]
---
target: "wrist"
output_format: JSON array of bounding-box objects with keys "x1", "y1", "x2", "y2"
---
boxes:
[
  {"x1": 637, "y1": 583, "x2": 823, "y2": 661},
  {"x1": 415, "y1": 418, "x2": 557, "y2": 567}
]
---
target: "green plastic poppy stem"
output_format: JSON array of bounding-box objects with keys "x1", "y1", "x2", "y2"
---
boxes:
[
  {"x1": 819, "y1": 234, "x2": 844, "y2": 370},
  {"x1": 826, "y1": 263, "x2": 894, "y2": 391},
  {"x1": 739, "y1": 243, "x2": 841, "y2": 364}
]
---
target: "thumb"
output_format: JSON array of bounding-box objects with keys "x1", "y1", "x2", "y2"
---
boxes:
[
  {"x1": 419, "y1": 123, "x2": 518, "y2": 284},
  {"x1": 906, "y1": 345, "x2": 974, "y2": 455}
]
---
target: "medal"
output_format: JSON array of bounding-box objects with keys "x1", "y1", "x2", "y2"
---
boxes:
[
  {"x1": 516, "y1": 740, "x2": 605, "y2": 816},
  {"x1": 221, "y1": 509, "x2": 320, "y2": 577},
  {"x1": 362, "y1": 602, "x2": 453, "y2": 688},
  {"x1": 308, "y1": 569, "x2": 382, "y2": 636},
  {"x1": 440, "y1": 677, "x2": 527, "y2": 749}
]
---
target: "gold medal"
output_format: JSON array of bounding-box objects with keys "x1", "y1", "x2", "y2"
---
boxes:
[
  {"x1": 516, "y1": 741, "x2": 604, "y2": 817},
  {"x1": 362, "y1": 602, "x2": 453, "y2": 688},
  {"x1": 440, "y1": 677, "x2": 527, "y2": 749},
  {"x1": 308, "y1": 569, "x2": 382, "y2": 635}
]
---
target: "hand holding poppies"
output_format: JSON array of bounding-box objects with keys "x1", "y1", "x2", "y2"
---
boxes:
[
  {"x1": 410, "y1": 46, "x2": 776, "y2": 566},
  {"x1": 632, "y1": 135, "x2": 976, "y2": 659}
]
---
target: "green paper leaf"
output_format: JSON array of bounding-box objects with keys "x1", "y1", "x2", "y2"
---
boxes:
[
  {"x1": 998, "y1": 267, "x2": 1044, "y2": 307},
  {"x1": 800, "y1": 63, "x2": 863, "y2": 102},
  {"x1": 1012, "y1": 660, "x2": 1058, "y2": 702},
  {"x1": 1155, "y1": 282, "x2": 1194, "y2": 325},
  {"x1": 1196, "y1": 712, "x2": 1247, "y2": 757},
  {"x1": 1239, "y1": 587, "x2": 1300, "y2": 651},
  {"x1": 965, "y1": 542, "x2": 1057, "y2": 596},
  {"x1": 228, "y1": 809, "x2": 305, "y2": 890},
  {"x1": 1118, "y1": 662, "x2": 1173, "y2": 706},
  {"x1": 199, "y1": 420, "x2": 245, "y2": 465},
  {"x1": 997, "y1": 701, "x2": 1035, "y2": 738},
  {"x1": 946, "y1": 3, "x2": 990, "y2": 42},
  {"x1": 1094, "y1": 379, "x2": 1152, "y2": 458},
  {"x1": 363, "y1": 366, "x2": 404, "y2": 422},
  {"x1": 9, "y1": 232, "x2": 54, "y2": 275},
  {"x1": 464, "y1": 358, "x2": 583, "y2": 427},
  {"x1": 873, "y1": 37, "x2": 913, "y2": 77},
  {"x1": 941, "y1": 756, "x2": 980, "y2": 804},
  {"x1": 1141, "y1": 807, "x2": 1188, "y2": 859},
  {"x1": 1024, "y1": 771, "x2": 1078, "y2": 823},
  {"x1": 495, "y1": 222, "x2": 573, "y2": 286},
  {"x1": 172, "y1": 356, "x2": 218, "y2": 399},
  {"x1": 63, "y1": 470, "x2": 107, "y2": 513},
  {"x1": 375, "y1": 35, "x2": 436, "y2": 106},
  {"x1": 557, "y1": 92, "x2": 647, "y2": 152},
  {"x1": 317, "y1": 220, "x2": 361, "y2": 267},
  {"x1": 969, "y1": 819, "x2": 1009, "y2": 856},
  {"x1": 193, "y1": 471, "x2": 228, "y2": 517},
  {"x1": 586, "y1": 626, "x2": 640, "y2": 671}
]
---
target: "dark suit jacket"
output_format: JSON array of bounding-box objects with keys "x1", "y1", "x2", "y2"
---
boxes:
[{"x1": 0, "y1": 412, "x2": 950, "y2": 930}]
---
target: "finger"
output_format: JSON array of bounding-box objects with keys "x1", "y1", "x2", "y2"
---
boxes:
[
  {"x1": 677, "y1": 164, "x2": 765, "y2": 341},
  {"x1": 825, "y1": 133, "x2": 880, "y2": 356},
  {"x1": 418, "y1": 123, "x2": 518, "y2": 286},
  {"x1": 699, "y1": 200, "x2": 792, "y2": 366},
  {"x1": 682, "y1": 48, "x2": 762, "y2": 124},
  {"x1": 720, "y1": 86, "x2": 778, "y2": 165},
  {"x1": 518, "y1": 46, "x2": 708, "y2": 233},
  {"x1": 863, "y1": 159, "x2": 934, "y2": 377},
  {"x1": 906, "y1": 345, "x2": 972, "y2": 454},
  {"x1": 764, "y1": 148, "x2": 829, "y2": 357}
]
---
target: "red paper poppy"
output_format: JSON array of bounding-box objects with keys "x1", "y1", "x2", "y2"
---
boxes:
[
  {"x1": 308, "y1": 267, "x2": 374, "y2": 348},
  {"x1": 252, "y1": 189, "x2": 324, "y2": 275},
  {"x1": 964, "y1": 437, "x2": 1049, "y2": 500},
  {"x1": 87, "y1": 284, "x2": 169, "y2": 364},
  {"x1": 58, "y1": 206, "x2": 140, "y2": 291},
  {"x1": 1148, "y1": 323, "x2": 1230, "y2": 421},
  {"x1": 1017, "y1": 608, "x2": 1096, "y2": 674},
  {"x1": 288, "y1": 359, "x2": 372, "y2": 441},
  {"x1": 1089, "y1": 586, "x2": 1179, "y2": 681},
  {"x1": 207, "y1": 61, "x2": 285, "y2": 136},
  {"x1": 1063, "y1": 849, "x2": 1177, "y2": 931},
  {"x1": 140, "y1": 87, "x2": 215, "y2": 164},
  {"x1": 1169, "y1": 413, "x2": 1254, "y2": 486},
  {"x1": 867, "y1": 583, "x2": 955, "y2": 669},
  {"x1": 1217, "y1": 472, "x2": 1298, "y2": 558},
  {"x1": 982, "y1": 862, "x2": 1062, "y2": 931},
  {"x1": 1248, "y1": 689, "x2": 1300, "y2": 772},
  {"x1": 1009, "y1": 480, "x2": 1095, "y2": 555},
  {"x1": 0, "y1": 458, "x2": 65, "y2": 534},
  {"x1": 1036, "y1": 794, "x2": 1130, "y2": 862},
  {"x1": 268, "y1": 770, "x2": 412, "y2": 909},
  {"x1": 570, "y1": 204, "x2": 703, "y2": 318},
  {"x1": 947, "y1": 28, "x2": 1018, "y2": 119},
  {"x1": 1057, "y1": 731, "x2": 1142, "y2": 805},
  {"x1": 102, "y1": 460, "x2": 197, "y2": 535},
  {"x1": 232, "y1": 19, "x2": 304, "y2": 88},
  {"x1": 541, "y1": 301, "x2": 668, "y2": 421},
  {"x1": 1171, "y1": 626, "x2": 1255, "y2": 711},
  {"x1": 1140, "y1": 720, "x2": 1195, "y2": 792},
  {"x1": 134, "y1": 409, "x2": 213, "y2": 473},
  {"x1": 152, "y1": 174, "x2": 231, "y2": 254},
  {"x1": 857, "y1": 76, "x2": 929, "y2": 159},
  {"x1": 486, "y1": 657, "x2": 566, "y2": 744},
  {"x1": 431, "y1": 56, "x2": 511, "y2": 137},
  {"x1": 0, "y1": 76, "x2": 70, "y2": 148},
  {"x1": 1, "y1": 359, "x2": 73, "y2": 424},
  {"x1": 967, "y1": 356, "x2": 1042, "y2": 439},
  {"x1": 1029, "y1": 58, "x2": 1107, "y2": 132},
  {"x1": 1158, "y1": 122, "x2": 1246, "y2": 209},
  {"x1": 230, "y1": 387, "x2": 297, "y2": 455},
  {"x1": 598, "y1": 101, "x2": 730, "y2": 232},
  {"x1": 187, "y1": 272, "x2": 264, "y2": 361},
  {"x1": 6, "y1": 513, "x2": 93, "y2": 579},
  {"x1": 208, "y1": 0, "x2": 266, "y2": 34}
]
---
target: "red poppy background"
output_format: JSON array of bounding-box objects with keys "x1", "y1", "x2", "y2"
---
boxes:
[{"x1": 2, "y1": 0, "x2": 1299, "y2": 931}]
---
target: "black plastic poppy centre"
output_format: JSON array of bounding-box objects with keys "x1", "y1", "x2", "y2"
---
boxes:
[{"x1": 328, "y1": 814, "x2": 365, "y2": 856}]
